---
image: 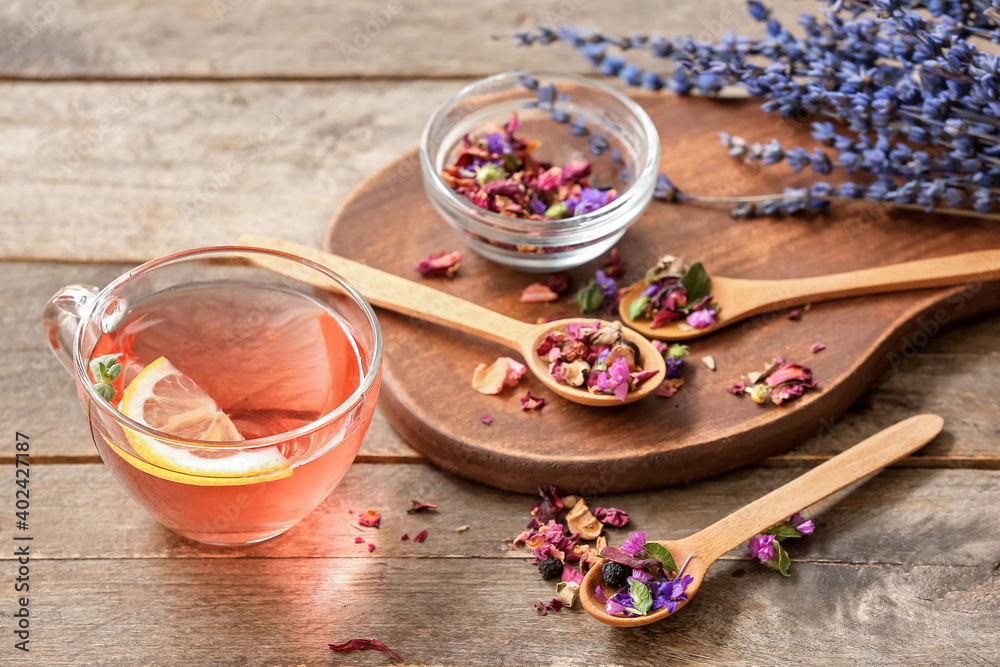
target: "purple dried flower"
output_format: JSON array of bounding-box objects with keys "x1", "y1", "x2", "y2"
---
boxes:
[
  {"x1": 748, "y1": 533, "x2": 775, "y2": 562},
  {"x1": 791, "y1": 512, "x2": 814, "y2": 535},
  {"x1": 621, "y1": 531, "x2": 647, "y2": 555}
]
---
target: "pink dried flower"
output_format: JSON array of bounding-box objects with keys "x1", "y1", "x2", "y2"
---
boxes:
[
  {"x1": 748, "y1": 534, "x2": 775, "y2": 562},
  {"x1": 413, "y1": 250, "x2": 461, "y2": 277},
  {"x1": 593, "y1": 507, "x2": 630, "y2": 527},
  {"x1": 358, "y1": 509, "x2": 381, "y2": 528},
  {"x1": 521, "y1": 282, "x2": 560, "y2": 302},
  {"x1": 481, "y1": 414, "x2": 493, "y2": 425},
  {"x1": 811, "y1": 342, "x2": 825, "y2": 353},
  {"x1": 521, "y1": 390, "x2": 546, "y2": 410}
]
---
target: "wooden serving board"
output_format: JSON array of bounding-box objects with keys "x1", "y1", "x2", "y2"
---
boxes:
[{"x1": 325, "y1": 96, "x2": 1000, "y2": 495}]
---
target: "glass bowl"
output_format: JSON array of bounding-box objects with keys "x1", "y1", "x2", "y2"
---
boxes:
[{"x1": 420, "y1": 71, "x2": 660, "y2": 273}]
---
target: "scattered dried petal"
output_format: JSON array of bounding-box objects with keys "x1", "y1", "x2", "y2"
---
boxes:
[
  {"x1": 413, "y1": 530, "x2": 428, "y2": 543},
  {"x1": 455, "y1": 524, "x2": 471, "y2": 533},
  {"x1": 354, "y1": 536, "x2": 365, "y2": 544},
  {"x1": 472, "y1": 357, "x2": 525, "y2": 394},
  {"x1": 414, "y1": 250, "x2": 461, "y2": 278},
  {"x1": 593, "y1": 507, "x2": 630, "y2": 527},
  {"x1": 358, "y1": 509, "x2": 381, "y2": 528},
  {"x1": 555, "y1": 581, "x2": 582, "y2": 607},
  {"x1": 367, "y1": 543, "x2": 375, "y2": 553},
  {"x1": 521, "y1": 282, "x2": 560, "y2": 302},
  {"x1": 408, "y1": 500, "x2": 438, "y2": 513},
  {"x1": 480, "y1": 414, "x2": 493, "y2": 425},
  {"x1": 811, "y1": 342, "x2": 826, "y2": 353},
  {"x1": 787, "y1": 310, "x2": 801, "y2": 321},
  {"x1": 599, "y1": 546, "x2": 660, "y2": 570},
  {"x1": 727, "y1": 380, "x2": 746, "y2": 395},
  {"x1": 400, "y1": 534, "x2": 409, "y2": 541},
  {"x1": 565, "y1": 498, "x2": 603, "y2": 540},
  {"x1": 520, "y1": 390, "x2": 546, "y2": 410},
  {"x1": 534, "y1": 598, "x2": 566, "y2": 615},
  {"x1": 655, "y1": 378, "x2": 684, "y2": 398},
  {"x1": 329, "y1": 639, "x2": 403, "y2": 662},
  {"x1": 546, "y1": 272, "x2": 573, "y2": 295},
  {"x1": 701, "y1": 355, "x2": 716, "y2": 371}
]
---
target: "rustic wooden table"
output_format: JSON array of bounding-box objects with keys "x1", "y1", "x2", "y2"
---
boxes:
[{"x1": 2, "y1": 2, "x2": 998, "y2": 665}]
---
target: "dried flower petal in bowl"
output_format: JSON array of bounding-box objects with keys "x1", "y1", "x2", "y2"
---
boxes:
[
  {"x1": 536, "y1": 320, "x2": 657, "y2": 402},
  {"x1": 627, "y1": 256, "x2": 720, "y2": 330}
]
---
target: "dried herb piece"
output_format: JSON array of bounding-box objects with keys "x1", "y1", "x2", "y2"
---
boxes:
[
  {"x1": 408, "y1": 500, "x2": 438, "y2": 513},
  {"x1": 89, "y1": 353, "x2": 122, "y2": 402},
  {"x1": 593, "y1": 507, "x2": 630, "y2": 527},
  {"x1": 565, "y1": 498, "x2": 602, "y2": 540},
  {"x1": 413, "y1": 530, "x2": 428, "y2": 543},
  {"x1": 520, "y1": 391, "x2": 546, "y2": 410},
  {"x1": 472, "y1": 357, "x2": 526, "y2": 394},
  {"x1": 555, "y1": 581, "x2": 581, "y2": 607},
  {"x1": 599, "y1": 546, "x2": 661, "y2": 571},
  {"x1": 521, "y1": 283, "x2": 559, "y2": 303},
  {"x1": 641, "y1": 542, "x2": 678, "y2": 574},
  {"x1": 729, "y1": 356, "x2": 817, "y2": 405},
  {"x1": 413, "y1": 250, "x2": 461, "y2": 278},
  {"x1": 628, "y1": 256, "x2": 720, "y2": 329},
  {"x1": 358, "y1": 509, "x2": 381, "y2": 528},
  {"x1": 329, "y1": 639, "x2": 403, "y2": 662}
]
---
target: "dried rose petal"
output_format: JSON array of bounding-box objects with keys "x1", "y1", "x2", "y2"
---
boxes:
[
  {"x1": 561, "y1": 566, "x2": 584, "y2": 585},
  {"x1": 472, "y1": 357, "x2": 516, "y2": 394},
  {"x1": 414, "y1": 250, "x2": 461, "y2": 278},
  {"x1": 811, "y1": 342, "x2": 826, "y2": 353},
  {"x1": 329, "y1": 639, "x2": 403, "y2": 662},
  {"x1": 413, "y1": 530, "x2": 428, "y2": 543},
  {"x1": 593, "y1": 507, "x2": 630, "y2": 527},
  {"x1": 599, "y1": 546, "x2": 660, "y2": 570},
  {"x1": 727, "y1": 380, "x2": 747, "y2": 395},
  {"x1": 546, "y1": 272, "x2": 573, "y2": 295},
  {"x1": 480, "y1": 414, "x2": 493, "y2": 425},
  {"x1": 520, "y1": 391, "x2": 546, "y2": 410},
  {"x1": 602, "y1": 248, "x2": 626, "y2": 278},
  {"x1": 787, "y1": 310, "x2": 801, "y2": 321},
  {"x1": 367, "y1": 543, "x2": 375, "y2": 553},
  {"x1": 358, "y1": 509, "x2": 381, "y2": 528},
  {"x1": 408, "y1": 500, "x2": 438, "y2": 513},
  {"x1": 400, "y1": 534, "x2": 409, "y2": 541},
  {"x1": 656, "y1": 378, "x2": 684, "y2": 398},
  {"x1": 354, "y1": 536, "x2": 365, "y2": 544},
  {"x1": 521, "y1": 282, "x2": 560, "y2": 303},
  {"x1": 566, "y1": 498, "x2": 602, "y2": 540},
  {"x1": 504, "y1": 358, "x2": 526, "y2": 386}
]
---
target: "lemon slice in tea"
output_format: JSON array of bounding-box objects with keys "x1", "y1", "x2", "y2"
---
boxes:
[{"x1": 118, "y1": 356, "x2": 291, "y2": 480}]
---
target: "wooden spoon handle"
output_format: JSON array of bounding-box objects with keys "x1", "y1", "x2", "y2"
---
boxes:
[
  {"x1": 686, "y1": 414, "x2": 944, "y2": 562},
  {"x1": 238, "y1": 235, "x2": 536, "y2": 349},
  {"x1": 770, "y1": 249, "x2": 1000, "y2": 305}
]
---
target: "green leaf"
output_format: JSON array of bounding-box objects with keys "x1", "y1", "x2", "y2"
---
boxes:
[
  {"x1": 765, "y1": 522, "x2": 803, "y2": 539},
  {"x1": 502, "y1": 153, "x2": 521, "y2": 173},
  {"x1": 666, "y1": 344, "x2": 689, "y2": 360},
  {"x1": 628, "y1": 579, "x2": 653, "y2": 615},
  {"x1": 105, "y1": 363, "x2": 123, "y2": 382},
  {"x1": 627, "y1": 295, "x2": 650, "y2": 320},
  {"x1": 762, "y1": 540, "x2": 792, "y2": 577},
  {"x1": 89, "y1": 354, "x2": 120, "y2": 381},
  {"x1": 680, "y1": 262, "x2": 712, "y2": 303},
  {"x1": 93, "y1": 382, "x2": 115, "y2": 402},
  {"x1": 642, "y1": 542, "x2": 678, "y2": 573},
  {"x1": 574, "y1": 281, "x2": 605, "y2": 313}
]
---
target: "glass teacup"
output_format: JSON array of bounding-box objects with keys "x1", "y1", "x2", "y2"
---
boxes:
[{"x1": 43, "y1": 247, "x2": 382, "y2": 545}]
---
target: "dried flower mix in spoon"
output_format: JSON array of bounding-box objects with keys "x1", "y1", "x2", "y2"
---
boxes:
[
  {"x1": 597, "y1": 532, "x2": 695, "y2": 617},
  {"x1": 627, "y1": 256, "x2": 720, "y2": 329},
  {"x1": 536, "y1": 321, "x2": 658, "y2": 401},
  {"x1": 441, "y1": 113, "x2": 618, "y2": 219},
  {"x1": 728, "y1": 356, "x2": 818, "y2": 405}
]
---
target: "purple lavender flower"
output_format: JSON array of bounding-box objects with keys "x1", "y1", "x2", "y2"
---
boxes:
[
  {"x1": 685, "y1": 309, "x2": 716, "y2": 329},
  {"x1": 748, "y1": 534, "x2": 775, "y2": 562},
  {"x1": 791, "y1": 512, "x2": 814, "y2": 535},
  {"x1": 621, "y1": 531, "x2": 647, "y2": 555},
  {"x1": 594, "y1": 269, "x2": 617, "y2": 296}
]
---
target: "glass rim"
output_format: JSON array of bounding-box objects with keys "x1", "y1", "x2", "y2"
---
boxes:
[
  {"x1": 419, "y1": 69, "x2": 661, "y2": 235},
  {"x1": 73, "y1": 245, "x2": 383, "y2": 451}
]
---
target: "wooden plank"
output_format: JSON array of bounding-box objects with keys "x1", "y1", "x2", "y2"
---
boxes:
[
  {"x1": 3, "y1": 262, "x2": 999, "y2": 464},
  {"x1": 0, "y1": 81, "x2": 468, "y2": 263},
  {"x1": 3, "y1": 462, "x2": 998, "y2": 567},
  {"x1": 0, "y1": 0, "x2": 803, "y2": 79},
  {"x1": 1, "y1": 556, "x2": 995, "y2": 665}
]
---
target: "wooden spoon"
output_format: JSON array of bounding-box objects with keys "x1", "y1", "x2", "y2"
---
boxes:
[
  {"x1": 620, "y1": 250, "x2": 1000, "y2": 340},
  {"x1": 580, "y1": 413, "x2": 944, "y2": 626},
  {"x1": 238, "y1": 235, "x2": 666, "y2": 407}
]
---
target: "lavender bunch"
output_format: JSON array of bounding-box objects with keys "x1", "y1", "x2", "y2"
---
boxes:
[{"x1": 511, "y1": 0, "x2": 1000, "y2": 221}]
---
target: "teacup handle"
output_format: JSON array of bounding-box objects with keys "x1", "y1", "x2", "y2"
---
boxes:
[{"x1": 43, "y1": 284, "x2": 101, "y2": 375}]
